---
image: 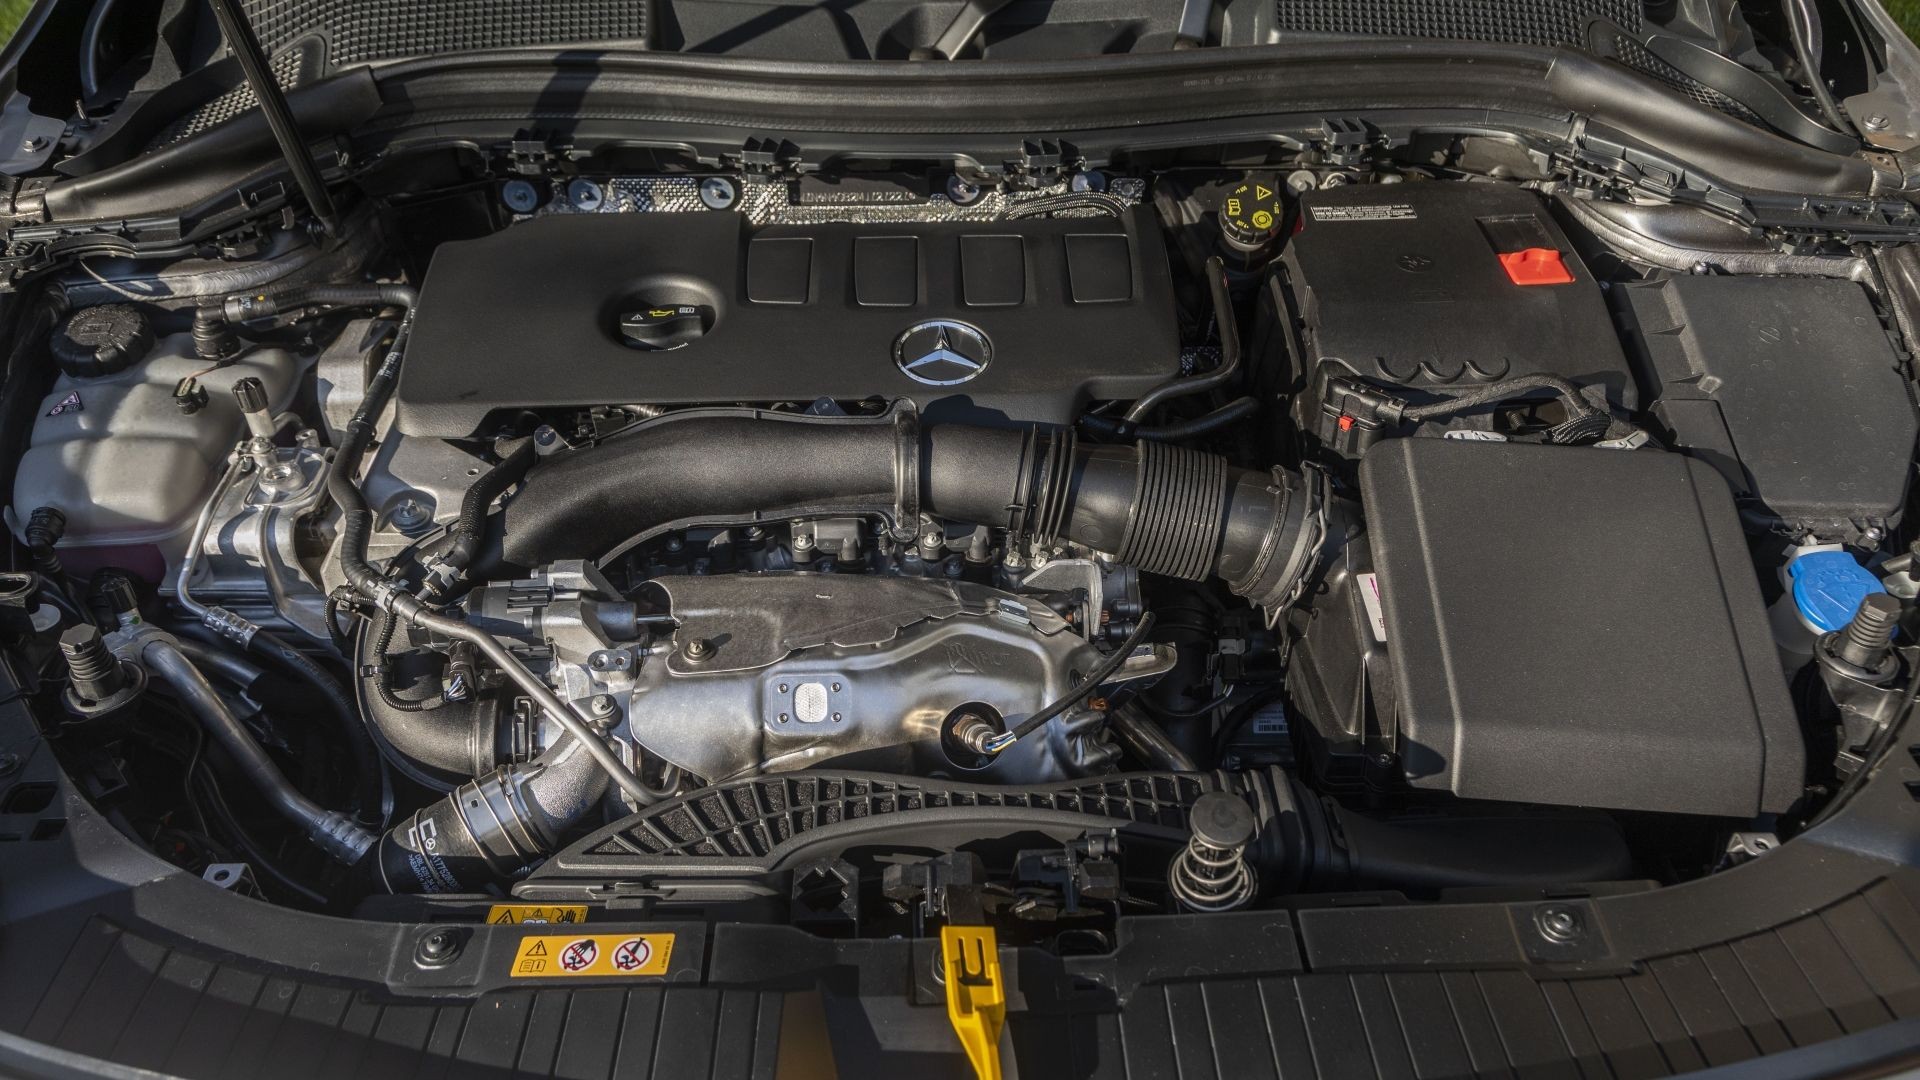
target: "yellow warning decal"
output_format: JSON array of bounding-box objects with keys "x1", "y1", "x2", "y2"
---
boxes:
[
  {"x1": 509, "y1": 933, "x2": 675, "y2": 978},
  {"x1": 1255, "y1": 184, "x2": 1273, "y2": 200},
  {"x1": 486, "y1": 903, "x2": 588, "y2": 925}
]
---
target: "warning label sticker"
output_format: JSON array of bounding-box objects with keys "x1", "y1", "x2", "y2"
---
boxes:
[
  {"x1": 45, "y1": 391, "x2": 82, "y2": 417},
  {"x1": 509, "y1": 933, "x2": 674, "y2": 979},
  {"x1": 486, "y1": 904, "x2": 588, "y2": 925},
  {"x1": 1357, "y1": 573, "x2": 1388, "y2": 643},
  {"x1": 1308, "y1": 203, "x2": 1417, "y2": 222}
]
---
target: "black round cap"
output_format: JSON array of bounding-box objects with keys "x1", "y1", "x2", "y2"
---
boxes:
[
  {"x1": 1187, "y1": 792, "x2": 1257, "y2": 849},
  {"x1": 1218, "y1": 174, "x2": 1286, "y2": 253},
  {"x1": 50, "y1": 304, "x2": 153, "y2": 379}
]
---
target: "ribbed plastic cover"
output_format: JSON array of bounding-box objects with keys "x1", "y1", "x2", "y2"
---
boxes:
[{"x1": 568, "y1": 772, "x2": 1208, "y2": 863}]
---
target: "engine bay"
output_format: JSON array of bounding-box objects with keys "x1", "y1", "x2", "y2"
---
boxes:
[{"x1": 5, "y1": 152, "x2": 1916, "y2": 946}]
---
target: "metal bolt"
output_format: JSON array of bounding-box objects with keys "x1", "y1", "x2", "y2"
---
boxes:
[
  {"x1": 391, "y1": 498, "x2": 429, "y2": 530},
  {"x1": 778, "y1": 713, "x2": 789, "y2": 723},
  {"x1": 585, "y1": 694, "x2": 619, "y2": 721},
  {"x1": 778, "y1": 683, "x2": 789, "y2": 693},
  {"x1": 567, "y1": 178, "x2": 604, "y2": 211},
  {"x1": 946, "y1": 174, "x2": 983, "y2": 205},
  {"x1": 61, "y1": 625, "x2": 117, "y2": 689},
  {"x1": 831, "y1": 682, "x2": 842, "y2": 692},
  {"x1": 416, "y1": 928, "x2": 462, "y2": 966},
  {"x1": 20, "y1": 136, "x2": 45, "y2": 153},
  {"x1": 683, "y1": 637, "x2": 714, "y2": 663},
  {"x1": 1535, "y1": 904, "x2": 1585, "y2": 943},
  {"x1": 832, "y1": 712, "x2": 843, "y2": 722},
  {"x1": 1832, "y1": 593, "x2": 1901, "y2": 675},
  {"x1": 500, "y1": 179, "x2": 540, "y2": 214},
  {"x1": 699, "y1": 176, "x2": 739, "y2": 210},
  {"x1": 1866, "y1": 114, "x2": 1891, "y2": 132}
]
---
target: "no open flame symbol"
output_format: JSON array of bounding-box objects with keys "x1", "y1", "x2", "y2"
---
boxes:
[{"x1": 613, "y1": 938, "x2": 652, "y2": 972}]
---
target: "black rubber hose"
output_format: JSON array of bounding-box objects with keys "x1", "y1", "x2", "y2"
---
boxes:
[
  {"x1": 1398, "y1": 373, "x2": 1601, "y2": 422},
  {"x1": 222, "y1": 282, "x2": 419, "y2": 324},
  {"x1": 326, "y1": 294, "x2": 417, "y2": 604},
  {"x1": 1123, "y1": 255, "x2": 1241, "y2": 423},
  {"x1": 1080, "y1": 396, "x2": 1260, "y2": 442},
  {"x1": 491, "y1": 409, "x2": 1319, "y2": 611},
  {"x1": 355, "y1": 609, "x2": 494, "y2": 780},
  {"x1": 371, "y1": 734, "x2": 610, "y2": 893},
  {"x1": 24, "y1": 507, "x2": 72, "y2": 600},
  {"x1": 136, "y1": 635, "x2": 375, "y2": 864},
  {"x1": 243, "y1": 627, "x2": 386, "y2": 828},
  {"x1": 423, "y1": 436, "x2": 536, "y2": 601}
]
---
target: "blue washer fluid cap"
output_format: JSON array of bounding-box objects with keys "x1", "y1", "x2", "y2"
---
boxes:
[{"x1": 1790, "y1": 550, "x2": 1887, "y2": 633}]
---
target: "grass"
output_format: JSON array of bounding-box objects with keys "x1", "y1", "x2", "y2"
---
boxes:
[
  {"x1": 1893, "y1": 0, "x2": 1920, "y2": 43},
  {"x1": 0, "y1": 0, "x2": 25, "y2": 46}
]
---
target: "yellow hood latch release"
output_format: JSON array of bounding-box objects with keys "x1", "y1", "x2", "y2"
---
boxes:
[{"x1": 941, "y1": 924, "x2": 1006, "y2": 1080}]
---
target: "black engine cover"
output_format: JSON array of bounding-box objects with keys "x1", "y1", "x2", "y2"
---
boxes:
[{"x1": 396, "y1": 208, "x2": 1180, "y2": 437}]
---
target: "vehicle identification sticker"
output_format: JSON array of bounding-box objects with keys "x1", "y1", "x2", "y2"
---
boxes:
[
  {"x1": 509, "y1": 933, "x2": 674, "y2": 979},
  {"x1": 1308, "y1": 203, "x2": 1416, "y2": 222},
  {"x1": 487, "y1": 903, "x2": 588, "y2": 925},
  {"x1": 1357, "y1": 573, "x2": 1388, "y2": 642}
]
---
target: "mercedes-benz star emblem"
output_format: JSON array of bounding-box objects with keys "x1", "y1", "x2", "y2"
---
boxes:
[{"x1": 893, "y1": 320, "x2": 992, "y2": 386}]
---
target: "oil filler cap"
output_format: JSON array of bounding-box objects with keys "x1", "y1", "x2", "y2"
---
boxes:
[
  {"x1": 1497, "y1": 247, "x2": 1575, "y2": 286},
  {"x1": 618, "y1": 305, "x2": 706, "y2": 351}
]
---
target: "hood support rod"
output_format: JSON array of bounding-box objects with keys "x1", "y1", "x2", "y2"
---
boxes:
[{"x1": 205, "y1": 0, "x2": 340, "y2": 236}]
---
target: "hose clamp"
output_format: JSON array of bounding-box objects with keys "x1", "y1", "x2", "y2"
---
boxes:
[{"x1": 201, "y1": 606, "x2": 259, "y2": 648}]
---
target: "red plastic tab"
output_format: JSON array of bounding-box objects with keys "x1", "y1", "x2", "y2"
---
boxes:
[{"x1": 1498, "y1": 247, "x2": 1574, "y2": 286}]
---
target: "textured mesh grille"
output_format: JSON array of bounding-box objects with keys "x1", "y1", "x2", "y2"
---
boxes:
[
  {"x1": 148, "y1": 47, "x2": 304, "y2": 149},
  {"x1": 582, "y1": 773, "x2": 1208, "y2": 861},
  {"x1": 1272, "y1": 0, "x2": 1642, "y2": 48},
  {"x1": 238, "y1": 0, "x2": 648, "y2": 66}
]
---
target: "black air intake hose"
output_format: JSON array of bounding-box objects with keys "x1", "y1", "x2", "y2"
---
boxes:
[
  {"x1": 488, "y1": 406, "x2": 1319, "y2": 609},
  {"x1": 371, "y1": 735, "x2": 610, "y2": 893}
]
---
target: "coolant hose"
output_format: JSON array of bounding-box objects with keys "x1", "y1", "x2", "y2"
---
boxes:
[
  {"x1": 422, "y1": 436, "x2": 536, "y2": 600},
  {"x1": 324, "y1": 287, "x2": 418, "y2": 607},
  {"x1": 244, "y1": 626, "x2": 386, "y2": 826},
  {"x1": 122, "y1": 629, "x2": 376, "y2": 864},
  {"x1": 489, "y1": 407, "x2": 1320, "y2": 611},
  {"x1": 1123, "y1": 255, "x2": 1241, "y2": 423},
  {"x1": 222, "y1": 282, "x2": 421, "y2": 325}
]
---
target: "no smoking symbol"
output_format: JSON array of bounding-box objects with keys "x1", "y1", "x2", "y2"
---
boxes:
[
  {"x1": 613, "y1": 938, "x2": 652, "y2": 972},
  {"x1": 560, "y1": 938, "x2": 598, "y2": 972}
]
